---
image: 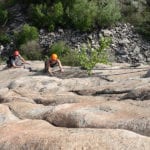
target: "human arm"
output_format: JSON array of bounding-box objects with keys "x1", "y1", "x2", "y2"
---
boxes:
[
  {"x1": 57, "y1": 59, "x2": 64, "y2": 72},
  {"x1": 18, "y1": 55, "x2": 30, "y2": 65},
  {"x1": 46, "y1": 60, "x2": 54, "y2": 76}
]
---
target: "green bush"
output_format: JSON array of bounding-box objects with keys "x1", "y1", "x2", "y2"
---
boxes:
[
  {"x1": 135, "y1": 9, "x2": 150, "y2": 40},
  {"x1": 96, "y1": 0, "x2": 121, "y2": 27},
  {"x1": 78, "y1": 37, "x2": 111, "y2": 75},
  {"x1": 15, "y1": 24, "x2": 38, "y2": 47},
  {"x1": 120, "y1": 1, "x2": 150, "y2": 40},
  {"x1": 61, "y1": 50, "x2": 80, "y2": 66},
  {"x1": 0, "y1": 4, "x2": 8, "y2": 26},
  {"x1": 28, "y1": 3, "x2": 48, "y2": 28},
  {"x1": 29, "y1": 2, "x2": 64, "y2": 30},
  {"x1": 0, "y1": 33, "x2": 11, "y2": 44},
  {"x1": 66, "y1": 0, "x2": 97, "y2": 31},
  {"x1": 52, "y1": 2, "x2": 64, "y2": 25},
  {"x1": 20, "y1": 40, "x2": 42, "y2": 60},
  {"x1": 48, "y1": 41, "x2": 70, "y2": 58}
]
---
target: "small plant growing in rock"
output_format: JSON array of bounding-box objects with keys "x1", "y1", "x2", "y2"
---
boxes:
[{"x1": 78, "y1": 37, "x2": 111, "y2": 75}]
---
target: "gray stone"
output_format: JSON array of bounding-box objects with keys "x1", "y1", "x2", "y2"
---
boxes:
[
  {"x1": 143, "y1": 69, "x2": 150, "y2": 78},
  {"x1": 102, "y1": 29, "x2": 112, "y2": 37}
]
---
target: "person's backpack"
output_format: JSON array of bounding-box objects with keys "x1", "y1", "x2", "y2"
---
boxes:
[{"x1": 6, "y1": 55, "x2": 14, "y2": 68}]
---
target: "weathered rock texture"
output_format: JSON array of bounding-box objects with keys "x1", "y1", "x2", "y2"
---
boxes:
[
  {"x1": 38, "y1": 23, "x2": 150, "y2": 64},
  {"x1": 0, "y1": 120, "x2": 150, "y2": 150},
  {"x1": 0, "y1": 61, "x2": 150, "y2": 149},
  {"x1": 3, "y1": 3, "x2": 150, "y2": 64}
]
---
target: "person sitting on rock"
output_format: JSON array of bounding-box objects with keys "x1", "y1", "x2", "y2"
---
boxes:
[
  {"x1": 44, "y1": 53, "x2": 64, "y2": 76},
  {"x1": 7, "y1": 50, "x2": 29, "y2": 68}
]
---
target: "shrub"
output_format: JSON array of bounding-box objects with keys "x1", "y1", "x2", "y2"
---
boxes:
[
  {"x1": 66, "y1": 0, "x2": 98, "y2": 31},
  {"x1": 28, "y1": 3, "x2": 49, "y2": 28},
  {"x1": 120, "y1": 1, "x2": 150, "y2": 40},
  {"x1": 15, "y1": 24, "x2": 38, "y2": 47},
  {"x1": 48, "y1": 41, "x2": 70, "y2": 58},
  {"x1": 0, "y1": 4, "x2": 8, "y2": 26},
  {"x1": 20, "y1": 40, "x2": 42, "y2": 60},
  {"x1": 135, "y1": 9, "x2": 150, "y2": 40},
  {"x1": 78, "y1": 37, "x2": 111, "y2": 75},
  {"x1": 96, "y1": 0, "x2": 121, "y2": 27},
  {"x1": 28, "y1": 2, "x2": 64, "y2": 30},
  {"x1": 52, "y1": 2, "x2": 64, "y2": 25},
  {"x1": 61, "y1": 50, "x2": 80, "y2": 66},
  {"x1": 0, "y1": 33, "x2": 11, "y2": 44}
]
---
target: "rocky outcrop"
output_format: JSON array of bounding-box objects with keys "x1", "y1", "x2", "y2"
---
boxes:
[
  {"x1": 0, "y1": 119, "x2": 150, "y2": 150},
  {"x1": 143, "y1": 69, "x2": 150, "y2": 78},
  {"x1": 4, "y1": 4, "x2": 150, "y2": 64},
  {"x1": 44, "y1": 101, "x2": 150, "y2": 136},
  {"x1": 0, "y1": 62, "x2": 150, "y2": 149},
  {"x1": 0, "y1": 104, "x2": 19, "y2": 125},
  {"x1": 39, "y1": 23, "x2": 150, "y2": 64},
  {"x1": 121, "y1": 87, "x2": 150, "y2": 100}
]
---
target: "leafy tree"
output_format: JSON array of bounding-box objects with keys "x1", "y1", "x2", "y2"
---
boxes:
[
  {"x1": 120, "y1": 0, "x2": 150, "y2": 40},
  {"x1": 15, "y1": 24, "x2": 38, "y2": 47},
  {"x1": 0, "y1": 4, "x2": 8, "y2": 26},
  {"x1": 29, "y1": 2, "x2": 64, "y2": 30},
  {"x1": 0, "y1": 33, "x2": 11, "y2": 44},
  {"x1": 96, "y1": 0, "x2": 121, "y2": 27},
  {"x1": 135, "y1": 8, "x2": 150, "y2": 40},
  {"x1": 51, "y1": 2, "x2": 64, "y2": 26},
  {"x1": 29, "y1": 3, "x2": 49, "y2": 28},
  {"x1": 66, "y1": 0, "x2": 98, "y2": 31}
]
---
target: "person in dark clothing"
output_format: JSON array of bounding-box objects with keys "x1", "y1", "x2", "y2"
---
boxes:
[
  {"x1": 7, "y1": 50, "x2": 29, "y2": 68},
  {"x1": 44, "y1": 53, "x2": 64, "y2": 76}
]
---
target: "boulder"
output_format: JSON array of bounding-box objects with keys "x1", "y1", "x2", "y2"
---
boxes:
[
  {"x1": 0, "y1": 120, "x2": 150, "y2": 150},
  {"x1": 143, "y1": 69, "x2": 150, "y2": 78},
  {"x1": 0, "y1": 104, "x2": 19, "y2": 125},
  {"x1": 0, "y1": 62, "x2": 150, "y2": 148},
  {"x1": 44, "y1": 101, "x2": 150, "y2": 136}
]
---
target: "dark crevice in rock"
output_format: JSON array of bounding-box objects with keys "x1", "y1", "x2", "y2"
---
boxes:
[
  {"x1": 43, "y1": 118, "x2": 58, "y2": 127},
  {"x1": 72, "y1": 89, "x2": 131, "y2": 96},
  {"x1": 0, "y1": 96, "x2": 5, "y2": 103},
  {"x1": 34, "y1": 98, "x2": 53, "y2": 106},
  {"x1": 98, "y1": 75, "x2": 114, "y2": 82},
  {"x1": 34, "y1": 98, "x2": 79, "y2": 106},
  {"x1": 105, "y1": 69, "x2": 148, "y2": 77},
  {"x1": 0, "y1": 96, "x2": 10, "y2": 103},
  {"x1": 120, "y1": 91, "x2": 150, "y2": 101},
  {"x1": 94, "y1": 89, "x2": 131, "y2": 95},
  {"x1": 8, "y1": 106, "x2": 22, "y2": 119}
]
